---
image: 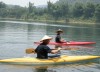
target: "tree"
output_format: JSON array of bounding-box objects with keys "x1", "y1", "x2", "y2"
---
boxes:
[
  {"x1": 47, "y1": 1, "x2": 69, "y2": 20},
  {"x1": 72, "y1": 2, "x2": 84, "y2": 18},
  {"x1": 52, "y1": 5, "x2": 61, "y2": 20},
  {"x1": 0, "y1": 2, "x2": 6, "y2": 8},
  {"x1": 47, "y1": 1, "x2": 54, "y2": 15},
  {"x1": 84, "y1": 2, "x2": 95, "y2": 19},
  {"x1": 60, "y1": 2, "x2": 69, "y2": 21},
  {"x1": 94, "y1": 4, "x2": 100, "y2": 22},
  {"x1": 27, "y1": 2, "x2": 36, "y2": 19},
  {"x1": 6, "y1": 6, "x2": 27, "y2": 18},
  {"x1": 28, "y1": 2, "x2": 35, "y2": 14},
  {"x1": 47, "y1": 1, "x2": 60, "y2": 20},
  {"x1": 0, "y1": 2, "x2": 7, "y2": 17},
  {"x1": 0, "y1": 8, "x2": 8, "y2": 17}
]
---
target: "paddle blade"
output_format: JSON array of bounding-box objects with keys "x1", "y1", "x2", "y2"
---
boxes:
[{"x1": 26, "y1": 48, "x2": 35, "y2": 54}]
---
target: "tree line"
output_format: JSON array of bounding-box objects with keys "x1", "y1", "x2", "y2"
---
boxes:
[{"x1": 0, "y1": 1, "x2": 100, "y2": 22}]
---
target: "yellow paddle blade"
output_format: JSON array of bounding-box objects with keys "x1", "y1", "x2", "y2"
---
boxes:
[{"x1": 26, "y1": 48, "x2": 35, "y2": 54}]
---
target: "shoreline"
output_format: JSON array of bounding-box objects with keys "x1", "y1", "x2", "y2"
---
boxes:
[{"x1": 0, "y1": 18, "x2": 99, "y2": 25}]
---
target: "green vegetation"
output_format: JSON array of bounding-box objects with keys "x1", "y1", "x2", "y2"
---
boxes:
[{"x1": 0, "y1": 0, "x2": 100, "y2": 24}]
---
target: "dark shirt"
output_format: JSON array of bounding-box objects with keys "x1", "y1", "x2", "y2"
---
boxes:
[
  {"x1": 35, "y1": 43, "x2": 51, "y2": 59},
  {"x1": 55, "y1": 34, "x2": 61, "y2": 43}
]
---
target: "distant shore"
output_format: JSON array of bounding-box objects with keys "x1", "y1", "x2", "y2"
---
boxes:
[{"x1": 0, "y1": 18, "x2": 99, "y2": 25}]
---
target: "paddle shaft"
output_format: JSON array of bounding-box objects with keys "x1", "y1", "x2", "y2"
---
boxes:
[
  {"x1": 26, "y1": 48, "x2": 58, "y2": 54},
  {"x1": 26, "y1": 47, "x2": 79, "y2": 54}
]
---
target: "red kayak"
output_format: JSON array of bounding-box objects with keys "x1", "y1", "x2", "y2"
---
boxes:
[{"x1": 34, "y1": 41, "x2": 96, "y2": 46}]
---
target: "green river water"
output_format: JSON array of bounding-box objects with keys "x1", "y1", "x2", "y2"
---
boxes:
[{"x1": 0, "y1": 20, "x2": 100, "y2": 72}]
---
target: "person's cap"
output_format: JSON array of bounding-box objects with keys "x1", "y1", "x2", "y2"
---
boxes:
[
  {"x1": 56, "y1": 29, "x2": 63, "y2": 33},
  {"x1": 40, "y1": 35, "x2": 52, "y2": 42}
]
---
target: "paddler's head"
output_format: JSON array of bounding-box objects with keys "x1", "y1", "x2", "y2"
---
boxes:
[
  {"x1": 40, "y1": 35, "x2": 52, "y2": 45},
  {"x1": 56, "y1": 29, "x2": 63, "y2": 34}
]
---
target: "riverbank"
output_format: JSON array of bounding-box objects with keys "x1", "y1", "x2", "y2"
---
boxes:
[{"x1": 0, "y1": 18, "x2": 99, "y2": 25}]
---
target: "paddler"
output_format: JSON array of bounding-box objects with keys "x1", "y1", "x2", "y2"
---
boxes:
[
  {"x1": 35, "y1": 35, "x2": 61, "y2": 59},
  {"x1": 55, "y1": 29, "x2": 66, "y2": 43},
  {"x1": 55, "y1": 29, "x2": 66, "y2": 48}
]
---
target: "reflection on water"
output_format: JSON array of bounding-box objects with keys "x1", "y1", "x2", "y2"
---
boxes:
[
  {"x1": 33, "y1": 66, "x2": 48, "y2": 72},
  {"x1": 0, "y1": 21, "x2": 100, "y2": 72},
  {"x1": 0, "y1": 62, "x2": 99, "y2": 72}
]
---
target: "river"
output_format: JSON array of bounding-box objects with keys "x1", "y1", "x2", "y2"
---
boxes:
[{"x1": 0, "y1": 20, "x2": 100, "y2": 72}]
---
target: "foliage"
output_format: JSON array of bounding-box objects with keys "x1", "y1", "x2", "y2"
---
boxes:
[
  {"x1": 94, "y1": 4, "x2": 100, "y2": 22},
  {"x1": 72, "y1": 2, "x2": 84, "y2": 18},
  {"x1": 0, "y1": 1, "x2": 100, "y2": 23},
  {"x1": 84, "y1": 2, "x2": 95, "y2": 19},
  {"x1": 0, "y1": 2, "x2": 6, "y2": 8}
]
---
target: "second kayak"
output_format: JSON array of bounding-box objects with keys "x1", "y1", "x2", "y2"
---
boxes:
[{"x1": 34, "y1": 41, "x2": 96, "y2": 46}]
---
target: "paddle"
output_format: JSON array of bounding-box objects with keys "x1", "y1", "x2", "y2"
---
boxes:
[
  {"x1": 26, "y1": 48, "x2": 36, "y2": 54},
  {"x1": 25, "y1": 47, "x2": 79, "y2": 54}
]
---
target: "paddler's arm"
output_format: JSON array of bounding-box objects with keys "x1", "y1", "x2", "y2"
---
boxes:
[{"x1": 50, "y1": 48, "x2": 61, "y2": 54}]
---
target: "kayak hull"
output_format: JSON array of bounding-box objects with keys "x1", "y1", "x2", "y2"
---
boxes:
[
  {"x1": 0, "y1": 55, "x2": 99, "y2": 65},
  {"x1": 34, "y1": 41, "x2": 96, "y2": 46}
]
